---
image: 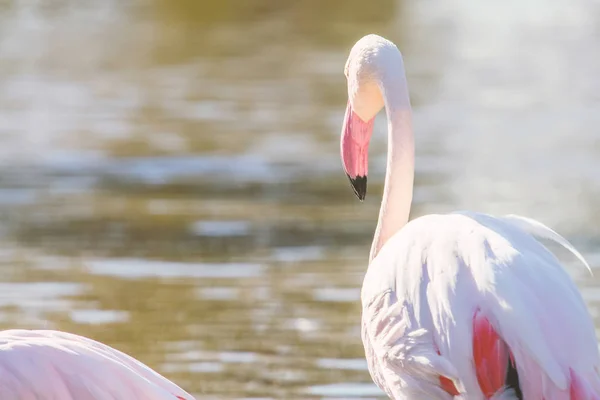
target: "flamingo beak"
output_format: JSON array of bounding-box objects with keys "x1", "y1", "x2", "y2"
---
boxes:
[{"x1": 340, "y1": 101, "x2": 374, "y2": 201}]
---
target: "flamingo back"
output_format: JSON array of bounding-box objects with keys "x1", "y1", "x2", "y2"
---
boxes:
[
  {"x1": 361, "y1": 211, "x2": 600, "y2": 399},
  {"x1": 0, "y1": 329, "x2": 194, "y2": 400}
]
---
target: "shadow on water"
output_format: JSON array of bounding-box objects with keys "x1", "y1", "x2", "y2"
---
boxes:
[{"x1": 0, "y1": 0, "x2": 599, "y2": 398}]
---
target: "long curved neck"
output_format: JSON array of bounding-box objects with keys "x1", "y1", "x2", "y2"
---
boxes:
[{"x1": 369, "y1": 81, "x2": 414, "y2": 262}]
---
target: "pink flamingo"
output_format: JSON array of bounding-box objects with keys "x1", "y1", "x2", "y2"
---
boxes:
[
  {"x1": 341, "y1": 34, "x2": 600, "y2": 399},
  {"x1": 0, "y1": 330, "x2": 193, "y2": 399}
]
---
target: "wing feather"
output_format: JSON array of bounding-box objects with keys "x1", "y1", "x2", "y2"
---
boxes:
[
  {"x1": 362, "y1": 211, "x2": 600, "y2": 399},
  {"x1": 0, "y1": 330, "x2": 194, "y2": 400},
  {"x1": 500, "y1": 214, "x2": 591, "y2": 274}
]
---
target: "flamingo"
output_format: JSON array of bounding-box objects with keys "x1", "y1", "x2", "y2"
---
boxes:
[
  {"x1": 341, "y1": 34, "x2": 600, "y2": 399},
  {"x1": 0, "y1": 330, "x2": 194, "y2": 399}
]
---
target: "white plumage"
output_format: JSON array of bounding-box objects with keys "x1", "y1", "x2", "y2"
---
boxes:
[
  {"x1": 362, "y1": 212, "x2": 599, "y2": 399},
  {"x1": 0, "y1": 330, "x2": 193, "y2": 400}
]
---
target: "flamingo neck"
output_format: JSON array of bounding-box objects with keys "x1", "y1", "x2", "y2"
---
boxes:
[{"x1": 369, "y1": 84, "x2": 414, "y2": 262}]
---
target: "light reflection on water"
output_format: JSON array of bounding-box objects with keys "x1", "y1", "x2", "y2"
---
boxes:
[
  {"x1": 307, "y1": 382, "x2": 383, "y2": 398},
  {"x1": 86, "y1": 259, "x2": 265, "y2": 279},
  {"x1": 0, "y1": 0, "x2": 598, "y2": 398}
]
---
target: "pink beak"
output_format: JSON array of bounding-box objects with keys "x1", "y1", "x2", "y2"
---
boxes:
[{"x1": 340, "y1": 101, "x2": 375, "y2": 201}]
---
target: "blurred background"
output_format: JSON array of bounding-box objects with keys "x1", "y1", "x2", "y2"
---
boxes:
[{"x1": 0, "y1": 0, "x2": 599, "y2": 398}]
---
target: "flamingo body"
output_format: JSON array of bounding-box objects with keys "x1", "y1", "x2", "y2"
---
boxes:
[
  {"x1": 361, "y1": 212, "x2": 600, "y2": 399},
  {"x1": 0, "y1": 329, "x2": 194, "y2": 400}
]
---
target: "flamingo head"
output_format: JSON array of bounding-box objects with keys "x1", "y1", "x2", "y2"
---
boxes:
[{"x1": 340, "y1": 34, "x2": 403, "y2": 201}]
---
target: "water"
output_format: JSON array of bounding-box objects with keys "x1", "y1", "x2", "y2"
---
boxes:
[{"x1": 0, "y1": 0, "x2": 599, "y2": 398}]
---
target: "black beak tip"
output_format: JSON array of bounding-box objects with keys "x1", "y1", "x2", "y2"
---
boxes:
[{"x1": 347, "y1": 175, "x2": 367, "y2": 201}]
